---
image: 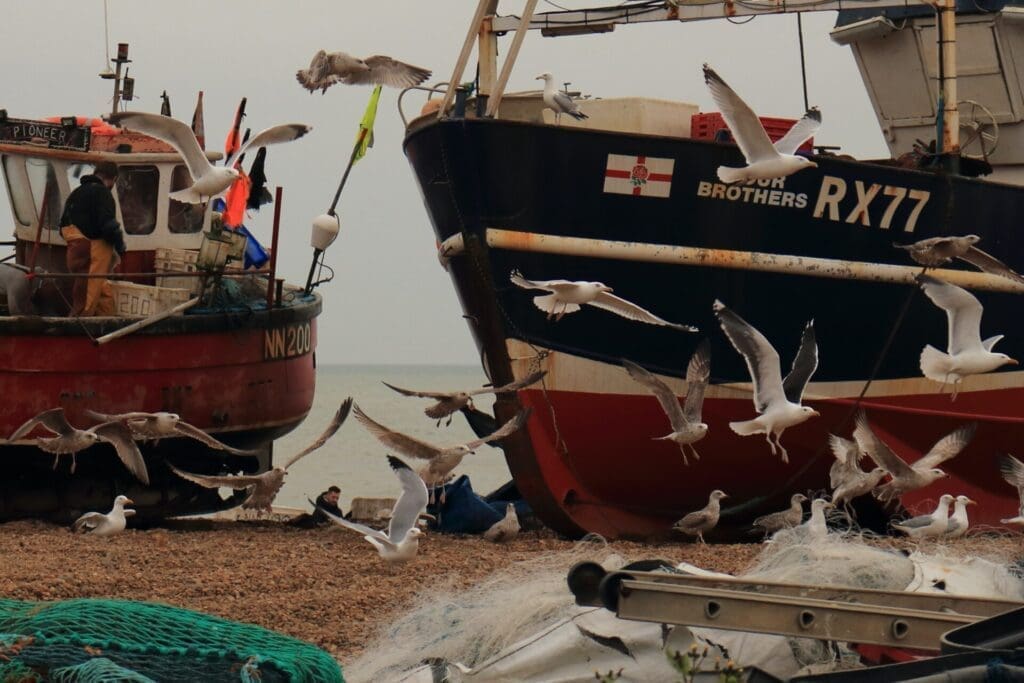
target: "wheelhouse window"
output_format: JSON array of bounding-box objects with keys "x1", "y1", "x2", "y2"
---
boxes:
[
  {"x1": 168, "y1": 165, "x2": 206, "y2": 234},
  {"x1": 115, "y1": 165, "x2": 158, "y2": 235},
  {"x1": 1, "y1": 155, "x2": 34, "y2": 228},
  {"x1": 24, "y1": 157, "x2": 62, "y2": 232}
]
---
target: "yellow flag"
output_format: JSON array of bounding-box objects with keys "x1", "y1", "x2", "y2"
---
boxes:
[{"x1": 354, "y1": 85, "x2": 382, "y2": 163}]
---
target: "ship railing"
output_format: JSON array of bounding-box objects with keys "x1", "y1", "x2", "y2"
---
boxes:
[{"x1": 397, "y1": 83, "x2": 452, "y2": 128}]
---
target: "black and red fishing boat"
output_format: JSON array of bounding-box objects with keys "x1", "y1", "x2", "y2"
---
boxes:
[{"x1": 404, "y1": 0, "x2": 1024, "y2": 538}]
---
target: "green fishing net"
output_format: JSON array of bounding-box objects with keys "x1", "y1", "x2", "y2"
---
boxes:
[{"x1": 0, "y1": 599, "x2": 343, "y2": 683}]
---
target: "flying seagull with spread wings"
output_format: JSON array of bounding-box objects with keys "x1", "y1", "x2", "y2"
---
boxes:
[
  {"x1": 714, "y1": 300, "x2": 819, "y2": 463},
  {"x1": 296, "y1": 50, "x2": 431, "y2": 94},
  {"x1": 895, "y1": 235, "x2": 1024, "y2": 285},
  {"x1": 998, "y1": 454, "x2": 1024, "y2": 526},
  {"x1": 916, "y1": 274, "x2": 1017, "y2": 399},
  {"x1": 703, "y1": 64, "x2": 820, "y2": 184},
  {"x1": 168, "y1": 398, "x2": 353, "y2": 511},
  {"x1": 511, "y1": 270, "x2": 697, "y2": 331},
  {"x1": 313, "y1": 455, "x2": 429, "y2": 562},
  {"x1": 8, "y1": 408, "x2": 149, "y2": 485},
  {"x1": 107, "y1": 112, "x2": 311, "y2": 203},
  {"x1": 85, "y1": 410, "x2": 256, "y2": 456},
  {"x1": 383, "y1": 370, "x2": 546, "y2": 426},
  {"x1": 353, "y1": 404, "x2": 530, "y2": 491},
  {"x1": 853, "y1": 409, "x2": 974, "y2": 503},
  {"x1": 536, "y1": 72, "x2": 588, "y2": 124},
  {"x1": 828, "y1": 433, "x2": 887, "y2": 516},
  {"x1": 622, "y1": 340, "x2": 711, "y2": 465}
]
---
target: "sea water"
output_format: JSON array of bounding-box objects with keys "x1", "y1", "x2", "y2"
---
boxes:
[{"x1": 275, "y1": 365, "x2": 512, "y2": 512}]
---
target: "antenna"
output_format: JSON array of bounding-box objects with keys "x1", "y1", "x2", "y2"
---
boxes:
[{"x1": 98, "y1": 0, "x2": 115, "y2": 79}]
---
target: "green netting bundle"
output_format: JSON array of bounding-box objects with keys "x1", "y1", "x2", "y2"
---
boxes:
[{"x1": 0, "y1": 599, "x2": 343, "y2": 683}]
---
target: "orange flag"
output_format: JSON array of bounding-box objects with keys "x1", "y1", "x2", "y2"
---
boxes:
[{"x1": 222, "y1": 171, "x2": 252, "y2": 228}]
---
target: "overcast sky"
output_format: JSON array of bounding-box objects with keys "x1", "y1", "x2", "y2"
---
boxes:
[{"x1": 1, "y1": 1, "x2": 888, "y2": 365}]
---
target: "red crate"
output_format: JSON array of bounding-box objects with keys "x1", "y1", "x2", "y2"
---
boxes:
[{"x1": 691, "y1": 112, "x2": 814, "y2": 153}]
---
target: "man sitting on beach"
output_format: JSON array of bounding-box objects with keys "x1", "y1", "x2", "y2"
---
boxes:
[{"x1": 292, "y1": 485, "x2": 347, "y2": 528}]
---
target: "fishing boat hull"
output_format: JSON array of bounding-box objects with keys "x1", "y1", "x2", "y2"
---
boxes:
[{"x1": 405, "y1": 115, "x2": 1024, "y2": 539}]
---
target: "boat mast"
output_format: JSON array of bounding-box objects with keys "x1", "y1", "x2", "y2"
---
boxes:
[{"x1": 936, "y1": 0, "x2": 959, "y2": 159}]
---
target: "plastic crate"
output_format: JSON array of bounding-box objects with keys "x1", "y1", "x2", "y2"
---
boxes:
[
  {"x1": 109, "y1": 281, "x2": 191, "y2": 318},
  {"x1": 691, "y1": 112, "x2": 814, "y2": 152},
  {"x1": 154, "y1": 247, "x2": 202, "y2": 295}
]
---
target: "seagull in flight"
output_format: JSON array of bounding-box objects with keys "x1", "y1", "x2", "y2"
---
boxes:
[
  {"x1": 8, "y1": 408, "x2": 149, "y2": 485},
  {"x1": 853, "y1": 409, "x2": 974, "y2": 503},
  {"x1": 107, "y1": 112, "x2": 311, "y2": 203},
  {"x1": 536, "y1": 72, "x2": 588, "y2": 124},
  {"x1": 672, "y1": 490, "x2": 727, "y2": 544},
  {"x1": 998, "y1": 454, "x2": 1024, "y2": 526},
  {"x1": 296, "y1": 50, "x2": 431, "y2": 93},
  {"x1": 916, "y1": 274, "x2": 1017, "y2": 399},
  {"x1": 313, "y1": 455, "x2": 428, "y2": 562},
  {"x1": 713, "y1": 300, "x2": 819, "y2": 463},
  {"x1": 167, "y1": 398, "x2": 353, "y2": 511},
  {"x1": 622, "y1": 340, "x2": 711, "y2": 465},
  {"x1": 85, "y1": 410, "x2": 256, "y2": 456},
  {"x1": 703, "y1": 64, "x2": 820, "y2": 184},
  {"x1": 511, "y1": 270, "x2": 697, "y2": 331},
  {"x1": 895, "y1": 235, "x2": 1024, "y2": 285},
  {"x1": 72, "y1": 495, "x2": 135, "y2": 536},
  {"x1": 891, "y1": 494, "x2": 954, "y2": 538},
  {"x1": 383, "y1": 370, "x2": 546, "y2": 426},
  {"x1": 353, "y1": 404, "x2": 531, "y2": 493},
  {"x1": 828, "y1": 433, "x2": 887, "y2": 517}
]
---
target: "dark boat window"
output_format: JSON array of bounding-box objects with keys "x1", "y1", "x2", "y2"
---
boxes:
[
  {"x1": 1, "y1": 155, "x2": 34, "y2": 228},
  {"x1": 24, "y1": 157, "x2": 62, "y2": 232},
  {"x1": 115, "y1": 165, "x2": 158, "y2": 235},
  {"x1": 168, "y1": 165, "x2": 206, "y2": 234}
]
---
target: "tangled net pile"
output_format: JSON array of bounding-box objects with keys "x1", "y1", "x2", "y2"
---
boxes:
[{"x1": 0, "y1": 598, "x2": 343, "y2": 683}]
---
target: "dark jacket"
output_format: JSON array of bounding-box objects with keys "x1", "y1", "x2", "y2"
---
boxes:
[
  {"x1": 60, "y1": 175, "x2": 126, "y2": 253},
  {"x1": 311, "y1": 492, "x2": 346, "y2": 525}
]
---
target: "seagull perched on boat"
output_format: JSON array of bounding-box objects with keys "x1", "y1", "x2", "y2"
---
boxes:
[
  {"x1": 852, "y1": 409, "x2": 974, "y2": 503},
  {"x1": 892, "y1": 494, "x2": 955, "y2": 538},
  {"x1": 84, "y1": 410, "x2": 257, "y2": 456},
  {"x1": 167, "y1": 398, "x2": 353, "y2": 511},
  {"x1": 484, "y1": 503, "x2": 521, "y2": 543},
  {"x1": 536, "y1": 72, "x2": 589, "y2": 124},
  {"x1": 801, "y1": 498, "x2": 835, "y2": 541},
  {"x1": 751, "y1": 493, "x2": 807, "y2": 537},
  {"x1": 296, "y1": 50, "x2": 431, "y2": 93},
  {"x1": 353, "y1": 404, "x2": 530, "y2": 494},
  {"x1": 894, "y1": 235, "x2": 1024, "y2": 285},
  {"x1": 713, "y1": 300, "x2": 819, "y2": 463},
  {"x1": 72, "y1": 495, "x2": 135, "y2": 536},
  {"x1": 383, "y1": 370, "x2": 546, "y2": 427},
  {"x1": 511, "y1": 270, "x2": 697, "y2": 331},
  {"x1": 945, "y1": 495, "x2": 976, "y2": 538},
  {"x1": 998, "y1": 454, "x2": 1024, "y2": 526},
  {"x1": 703, "y1": 64, "x2": 820, "y2": 185},
  {"x1": 828, "y1": 433, "x2": 887, "y2": 517},
  {"x1": 8, "y1": 408, "x2": 149, "y2": 485},
  {"x1": 916, "y1": 274, "x2": 1017, "y2": 399},
  {"x1": 106, "y1": 112, "x2": 311, "y2": 203},
  {"x1": 313, "y1": 455, "x2": 428, "y2": 562},
  {"x1": 673, "y1": 490, "x2": 727, "y2": 544},
  {"x1": 622, "y1": 341, "x2": 711, "y2": 465}
]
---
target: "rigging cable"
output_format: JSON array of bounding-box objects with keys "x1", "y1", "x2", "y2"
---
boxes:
[{"x1": 797, "y1": 13, "x2": 810, "y2": 111}]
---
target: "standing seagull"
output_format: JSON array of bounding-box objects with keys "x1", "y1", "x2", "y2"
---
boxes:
[
  {"x1": 296, "y1": 50, "x2": 431, "y2": 93},
  {"x1": 801, "y1": 498, "x2": 835, "y2": 541},
  {"x1": 353, "y1": 405, "x2": 530, "y2": 491},
  {"x1": 107, "y1": 112, "x2": 311, "y2": 203},
  {"x1": 751, "y1": 493, "x2": 807, "y2": 537},
  {"x1": 511, "y1": 270, "x2": 697, "y2": 331},
  {"x1": 916, "y1": 274, "x2": 1017, "y2": 399},
  {"x1": 892, "y1": 495, "x2": 955, "y2": 538},
  {"x1": 536, "y1": 73, "x2": 589, "y2": 124},
  {"x1": 85, "y1": 410, "x2": 256, "y2": 455},
  {"x1": 703, "y1": 64, "x2": 820, "y2": 184},
  {"x1": 895, "y1": 235, "x2": 1024, "y2": 285},
  {"x1": 672, "y1": 490, "x2": 728, "y2": 544},
  {"x1": 483, "y1": 503, "x2": 521, "y2": 543},
  {"x1": 383, "y1": 370, "x2": 546, "y2": 427},
  {"x1": 713, "y1": 300, "x2": 819, "y2": 463},
  {"x1": 622, "y1": 341, "x2": 711, "y2": 464},
  {"x1": 828, "y1": 433, "x2": 887, "y2": 516},
  {"x1": 998, "y1": 454, "x2": 1024, "y2": 526},
  {"x1": 167, "y1": 398, "x2": 353, "y2": 511},
  {"x1": 72, "y1": 495, "x2": 135, "y2": 536},
  {"x1": 945, "y1": 495, "x2": 976, "y2": 538},
  {"x1": 853, "y1": 410, "x2": 974, "y2": 503},
  {"x1": 8, "y1": 408, "x2": 149, "y2": 485},
  {"x1": 313, "y1": 456, "x2": 428, "y2": 562}
]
